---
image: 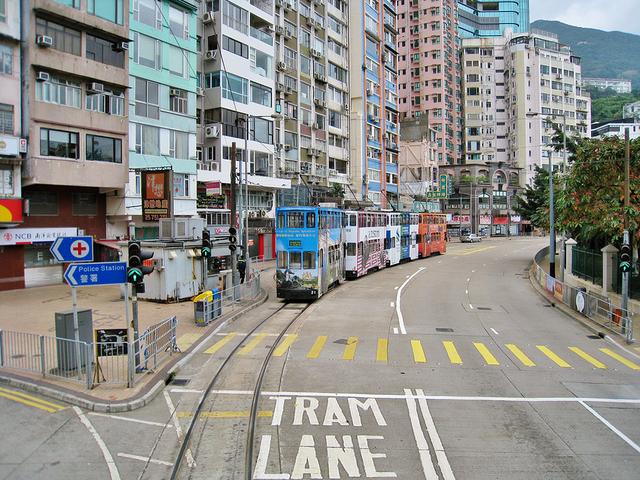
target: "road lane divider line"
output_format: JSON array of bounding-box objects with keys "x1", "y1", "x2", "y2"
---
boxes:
[
  {"x1": 474, "y1": 342, "x2": 500, "y2": 366},
  {"x1": 88, "y1": 412, "x2": 173, "y2": 428},
  {"x1": 396, "y1": 267, "x2": 427, "y2": 334},
  {"x1": 460, "y1": 246, "x2": 496, "y2": 256},
  {"x1": 569, "y1": 347, "x2": 607, "y2": 369},
  {"x1": 163, "y1": 391, "x2": 196, "y2": 468},
  {"x1": 404, "y1": 389, "x2": 439, "y2": 480},
  {"x1": 411, "y1": 340, "x2": 427, "y2": 363},
  {"x1": 307, "y1": 336, "x2": 328, "y2": 359},
  {"x1": 204, "y1": 332, "x2": 237, "y2": 355},
  {"x1": 342, "y1": 336, "x2": 359, "y2": 360},
  {"x1": 579, "y1": 401, "x2": 640, "y2": 454},
  {"x1": 505, "y1": 344, "x2": 536, "y2": 367},
  {"x1": 0, "y1": 387, "x2": 66, "y2": 412},
  {"x1": 376, "y1": 338, "x2": 388, "y2": 362},
  {"x1": 273, "y1": 334, "x2": 298, "y2": 357},
  {"x1": 537, "y1": 346, "x2": 572, "y2": 368},
  {"x1": 117, "y1": 452, "x2": 174, "y2": 467},
  {"x1": 599, "y1": 348, "x2": 640, "y2": 370},
  {"x1": 238, "y1": 332, "x2": 268, "y2": 355},
  {"x1": 73, "y1": 406, "x2": 121, "y2": 480},
  {"x1": 443, "y1": 341, "x2": 462, "y2": 364},
  {"x1": 416, "y1": 389, "x2": 456, "y2": 480}
]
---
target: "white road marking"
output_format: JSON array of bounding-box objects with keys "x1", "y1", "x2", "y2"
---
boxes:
[
  {"x1": 579, "y1": 401, "x2": 640, "y2": 454},
  {"x1": 73, "y1": 407, "x2": 121, "y2": 480},
  {"x1": 466, "y1": 278, "x2": 470, "y2": 282},
  {"x1": 404, "y1": 389, "x2": 438, "y2": 479},
  {"x1": 406, "y1": 275, "x2": 411, "y2": 278},
  {"x1": 416, "y1": 389, "x2": 455, "y2": 480},
  {"x1": 170, "y1": 388, "x2": 203, "y2": 394},
  {"x1": 490, "y1": 328, "x2": 499, "y2": 335},
  {"x1": 471, "y1": 270, "x2": 475, "y2": 273},
  {"x1": 437, "y1": 261, "x2": 442, "y2": 264},
  {"x1": 394, "y1": 286, "x2": 399, "y2": 290},
  {"x1": 117, "y1": 453, "x2": 174, "y2": 467},
  {"x1": 465, "y1": 290, "x2": 468, "y2": 295},
  {"x1": 163, "y1": 391, "x2": 196, "y2": 468},
  {"x1": 469, "y1": 304, "x2": 474, "y2": 310},
  {"x1": 396, "y1": 267, "x2": 426, "y2": 334},
  {"x1": 390, "y1": 302, "x2": 395, "y2": 308},
  {"x1": 393, "y1": 327, "x2": 399, "y2": 334},
  {"x1": 88, "y1": 412, "x2": 172, "y2": 428}
]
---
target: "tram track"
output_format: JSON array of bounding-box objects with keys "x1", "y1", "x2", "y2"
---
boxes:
[{"x1": 169, "y1": 300, "x2": 310, "y2": 480}]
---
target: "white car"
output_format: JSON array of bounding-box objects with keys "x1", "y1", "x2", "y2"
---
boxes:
[{"x1": 461, "y1": 233, "x2": 482, "y2": 243}]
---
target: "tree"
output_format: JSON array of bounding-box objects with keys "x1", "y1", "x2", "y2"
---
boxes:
[
  {"x1": 330, "y1": 182, "x2": 345, "y2": 199},
  {"x1": 556, "y1": 136, "x2": 640, "y2": 246},
  {"x1": 513, "y1": 166, "x2": 557, "y2": 231}
]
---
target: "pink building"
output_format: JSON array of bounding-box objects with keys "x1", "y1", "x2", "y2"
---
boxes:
[{"x1": 397, "y1": 0, "x2": 462, "y2": 165}]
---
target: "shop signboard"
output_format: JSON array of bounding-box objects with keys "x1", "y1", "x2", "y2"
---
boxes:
[{"x1": 142, "y1": 170, "x2": 172, "y2": 222}]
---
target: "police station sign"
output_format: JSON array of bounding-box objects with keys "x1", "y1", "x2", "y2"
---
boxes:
[{"x1": 0, "y1": 227, "x2": 78, "y2": 246}]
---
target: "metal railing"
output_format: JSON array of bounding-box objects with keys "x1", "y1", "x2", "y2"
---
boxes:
[{"x1": 572, "y1": 246, "x2": 603, "y2": 286}]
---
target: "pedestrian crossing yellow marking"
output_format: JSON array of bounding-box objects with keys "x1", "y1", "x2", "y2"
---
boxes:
[
  {"x1": 506, "y1": 344, "x2": 536, "y2": 367},
  {"x1": 177, "y1": 410, "x2": 273, "y2": 419},
  {"x1": 307, "y1": 335, "x2": 328, "y2": 359},
  {"x1": 443, "y1": 341, "x2": 462, "y2": 364},
  {"x1": 569, "y1": 347, "x2": 607, "y2": 369},
  {"x1": 273, "y1": 334, "x2": 298, "y2": 357},
  {"x1": 474, "y1": 342, "x2": 499, "y2": 365},
  {"x1": 376, "y1": 338, "x2": 388, "y2": 362},
  {"x1": 177, "y1": 333, "x2": 202, "y2": 351},
  {"x1": 537, "y1": 345, "x2": 571, "y2": 368},
  {"x1": 411, "y1": 340, "x2": 427, "y2": 363},
  {"x1": 0, "y1": 387, "x2": 65, "y2": 413},
  {"x1": 343, "y1": 336, "x2": 359, "y2": 360},
  {"x1": 238, "y1": 332, "x2": 268, "y2": 355},
  {"x1": 204, "y1": 332, "x2": 237, "y2": 354},
  {"x1": 460, "y1": 246, "x2": 496, "y2": 256},
  {"x1": 600, "y1": 348, "x2": 640, "y2": 370}
]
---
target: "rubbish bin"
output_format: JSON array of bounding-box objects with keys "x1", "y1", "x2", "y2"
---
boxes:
[
  {"x1": 211, "y1": 288, "x2": 222, "y2": 319},
  {"x1": 193, "y1": 291, "x2": 213, "y2": 326}
]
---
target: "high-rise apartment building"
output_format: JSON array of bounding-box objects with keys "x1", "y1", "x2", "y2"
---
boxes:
[
  {"x1": 582, "y1": 77, "x2": 632, "y2": 95},
  {"x1": 458, "y1": 0, "x2": 529, "y2": 38},
  {"x1": 397, "y1": 0, "x2": 462, "y2": 166},
  {"x1": 3, "y1": 0, "x2": 130, "y2": 289},
  {"x1": 349, "y1": 0, "x2": 400, "y2": 207}
]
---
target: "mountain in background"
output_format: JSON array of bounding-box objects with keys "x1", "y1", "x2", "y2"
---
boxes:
[{"x1": 530, "y1": 20, "x2": 640, "y2": 89}]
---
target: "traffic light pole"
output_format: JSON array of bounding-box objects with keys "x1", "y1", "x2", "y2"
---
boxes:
[
  {"x1": 230, "y1": 142, "x2": 239, "y2": 297},
  {"x1": 132, "y1": 283, "x2": 141, "y2": 371},
  {"x1": 622, "y1": 128, "x2": 631, "y2": 343}
]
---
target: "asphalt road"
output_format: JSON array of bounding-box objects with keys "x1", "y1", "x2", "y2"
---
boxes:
[{"x1": 1, "y1": 237, "x2": 639, "y2": 480}]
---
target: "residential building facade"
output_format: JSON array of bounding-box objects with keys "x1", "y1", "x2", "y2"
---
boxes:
[
  {"x1": 397, "y1": 0, "x2": 462, "y2": 166},
  {"x1": 582, "y1": 77, "x2": 632, "y2": 94},
  {"x1": 2, "y1": 0, "x2": 130, "y2": 290},
  {"x1": 458, "y1": 0, "x2": 529, "y2": 38},
  {"x1": 623, "y1": 100, "x2": 640, "y2": 121},
  {"x1": 349, "y1": 0, "x2": 400, "y2": 207},
  {"x1": 592, "y1": 118, "x2": 640, "y2": 139},
  {"x1": 398, "y1": 116, "x2": 439, "y2": 205}
]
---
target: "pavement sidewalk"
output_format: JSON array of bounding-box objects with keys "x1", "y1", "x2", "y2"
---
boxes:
[{"x1": 0, "y1": 261, "x2": 274, "y2": 411}]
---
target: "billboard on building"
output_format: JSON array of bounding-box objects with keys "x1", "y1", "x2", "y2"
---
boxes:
[
  {"x1": 0, "y1": 199, "x2": 23, "y2": 223},
  {"x1": 142, "y1": 170, "x2": 172, "y2": 222}
]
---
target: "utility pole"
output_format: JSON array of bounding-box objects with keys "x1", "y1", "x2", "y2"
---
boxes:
[
  {"x1": 622, "y1": 128, "x2": 631, "y2": 342},
  {"x1": 548, "y1": 137, "x2": 556, "y2": 278},
  {"x1": 559, "y1": 114, "x2": 567, "y2": 281},
  {"x1": 230, "y1": 142, "x2": 239, "y2": 292}
]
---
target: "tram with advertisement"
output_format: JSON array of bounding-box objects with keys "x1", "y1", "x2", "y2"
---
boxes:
[
  {"x1": 401, "y1": 213, "x2": 420, "y2": 262},
  {"x1": 385, "y1": 212, "x2": 402, "y2": 267},
  {"x1": 418, "y1": 213, "x2": 447, "y2": 257},
  {"x1": 275, "y1": 206, "x2": 345, "y2": 300},
  {"x1": 344, "y1": 210, "x2": 387, "y2": 279}
]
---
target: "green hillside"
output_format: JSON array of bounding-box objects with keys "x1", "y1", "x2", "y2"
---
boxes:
[{"x1": 531, "y1": 20, "x2": 640, "y2": 89}]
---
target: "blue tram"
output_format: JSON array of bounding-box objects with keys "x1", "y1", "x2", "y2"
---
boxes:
[{"x1": 275, "y1": 206, "x2": 345, "y2": 300}]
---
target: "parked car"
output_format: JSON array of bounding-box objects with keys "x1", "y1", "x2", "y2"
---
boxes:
[{"x1": 461, "y1": 233, "x2": 482, "y2": 243}]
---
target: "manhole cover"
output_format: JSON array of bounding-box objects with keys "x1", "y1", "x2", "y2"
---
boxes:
[
  {"x1": 334, "y1": 338, "x2": 348, "y2": 345},
  {"x1": 476, "y1": 307, "x2": 492, "y2": 311},
  {"x1": 436, "y1": 328, "x2": 454, "y2": 333},
  {"x1": 170, "y1": 378, "x2": 191, "y2": 386}
]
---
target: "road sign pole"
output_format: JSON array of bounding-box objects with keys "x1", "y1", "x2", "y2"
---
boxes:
[{"x1": 71, "y1": 286, "x2": 82, "y2": 380}]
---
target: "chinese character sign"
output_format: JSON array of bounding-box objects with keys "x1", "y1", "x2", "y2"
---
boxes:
[{"x1": 142, "y1": 170, "x2": 172, "y2": 222}]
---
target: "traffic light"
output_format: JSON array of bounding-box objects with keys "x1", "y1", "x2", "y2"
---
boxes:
[
  {"x1": 127, "y1": 240, "x2": 154, "y2": 285},
  {"x1": 201, "y1": 229, "x2": 211, "y2": 258},
  {"x1": 620, "y1": 244, "x2": 632, "y2": 273},
  {"x1": 228, "y1": 227, "x2": 237, "y2": 252}
]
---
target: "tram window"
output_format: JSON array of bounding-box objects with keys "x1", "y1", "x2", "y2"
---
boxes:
[
  {"x1": 306, "y1": 212, "x2": 316, "y2": 228},
  {"x1": 288, "y1": 212, "x2": 304, "y2": 228},
  {"x1": 277, "y1": 213, "x2": 285, "y2": 229},
  {"x1": 416, "y1": 234, "x2": 421, "y2": 244},
  {"x1": 319, "y1": 249, "x2": 324, "y2": 267},
  {"x1": 277, "y1": 251, "x2": 287, "y2": 269},
  {"x1": 289, "y1": 251, "x2": 302, "y2": 269},
  {"x1": 343, "y1": 214, "x2": 348, "y2": 227},
  {"x1": 347, "y1": 243, "x2": 356, "y2": 256},
  {"x1": 303, "y1": 251, "x2": 316, "y2": 269},
  {"x1": 358, "y1": 242, "x2": 363, "y2": 253}
]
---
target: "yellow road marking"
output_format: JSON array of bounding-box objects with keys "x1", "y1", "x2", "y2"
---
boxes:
[
  {"x1": 238, "y1": 333, "x2": 268, "y2": 355},
  {"x1": 505, "y1": 344, "x2": 536, "y2": 367},
  {"x1": 177, "y1": 410, "x2": 273, "y2": 419},
  {"x1": 343, "y1": 336, "x2": 359, "y2": 360},
  {"x1": 0, "y1": 387, "x2": 65, "y2": 411},
  {"x1": 273, "y1": 334, "x2": 298, "y2": 357},
  {"x1": 177, "y1": 333, "x2": 201, "y2": 351},
  {"x1": 569, "y1": 347, "x2": 607, "y2": 369},
  {"x1": 376, "y1": 338, "x2": 388, "y2": 362},
  {"x1": 204, "y1": 332, "x2": 237, "y2": 354},
  {"x1": 600, "y1": 348, "x2": 640, "y2": 370},
  {"x1": 443, "y1": 341, "x2": 462, "y2": 364},
  {"x1": 537, "y1": 345, "x2": 572, "y2": 368},
  {"x1": 474, "y1": 342, "x2": 500, "y2": 365},
  {"x1": 411, "y1": 340, "x2": 427, "y2": 363},
  {"x1": 460, "y1": 246, "x2": 496, "y2": 256},
  {"x1": 0, "y1": 388, "x2": 65, "y2": 413},
  {"x1": 307, "y1": 336, "x2": 328, "y2": 359}
]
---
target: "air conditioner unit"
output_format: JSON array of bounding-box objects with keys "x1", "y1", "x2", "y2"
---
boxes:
[
  {"x1": 314, "y1": 20, "x2": 323, "y2": 29},
  {"x1": 159, "y1": 218, "x2": 205, "y2": 241},
  {"x1": 312, "y1": 148, "x2": 321, "y2": 156},
  {"x1": 205, "y1": 125, "x2": 220, "y2": 138},
  {"x1": 276, "y1": 82, "x2": 285, "y2": 91},
  {"x1": 113, "y1": 41, "x2": 128, "y2": 51},
  {"x1": 197, "y1": 87, "x2": 204, "y2": 96},
  {"x1": 284, "y1": 144, "x2": 292, "y2": 151},
  {"x1": 249, "y1": 210, "x2": 257, "y2": 218},
  {"x1": 329, "y1": 168, "x2": 337, "y2": 175},
  {"x1": 277, "y1": 61, "x2": 287, "y2": 71},
  {"x1": 343, "y1": 103, "x2": 350, "y2": 112},
  {"x1": 312, "y1": 123, "x2": 320, "y2": 130},
  {"x1": 259, "y1": 210, "x2": 267, "y2": 217},
  {"x1": 205, "y1": 50, "x2": 217, "y2": 61},
  {"x1": 169, "y1": 88, "x2": 181, "y2": 96},
  {"x1": 89, "y1": 82, "x2": 104, "y2": 93},
  {"x1": 314, "y1": 73, "x2": 326, "y2": 82},
  {"x1": 36, "y1": 35, "x2": 53, "y2": 47},
  {"x1": 366, "y1": 88, "x2": 375, "y2": 96},
  {"x1": 284, "y1": 29, "x2": 293, "y2": 39},
  {"x1": 555, "y1": 74, "x2": 562, "y2": 80},
  {"x1": 310, "y1": 48, "x2": 320, "y2": 58},
  {"x1": 276, "y1": 0, "x2": 285, "y2": 6},
  {"x1": 202, "y1": 12, "x2": 214, "y2": 24},
  {"x1": 36, "y1": 71, "x2": 50, "y2": 82},
  {"x1": 276, "y1": 25, "x2": 285, "y2": 35},
  {"x1": 285, "y1": 86, "x2": 293, "y2": 94}
]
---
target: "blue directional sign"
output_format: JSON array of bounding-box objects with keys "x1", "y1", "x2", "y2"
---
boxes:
[
  {"x1": 50, "y1": 236, "x2": 94, "y2": 262},
  {"x1": 64, "y1": 262, "x2": 127, "y2": 287}
]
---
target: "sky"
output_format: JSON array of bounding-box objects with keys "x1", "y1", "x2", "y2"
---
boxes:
[{"x1": 530, "y1": 0, "x2": 640, "y2": 35}]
